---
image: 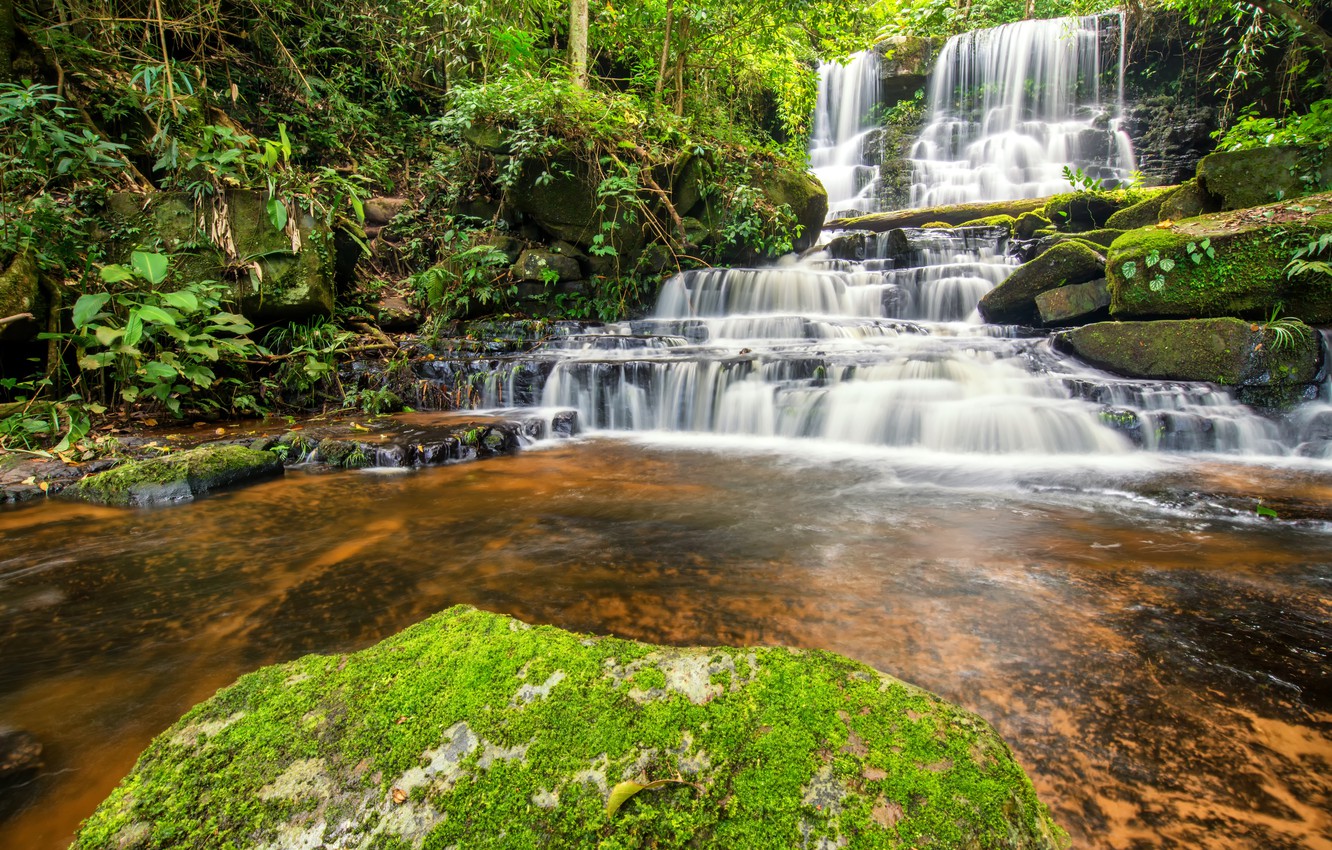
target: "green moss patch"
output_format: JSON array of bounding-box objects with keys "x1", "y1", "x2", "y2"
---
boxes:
[
  {"x1": 74, "y1": 606, "x2": 1067, "y2": 850},
  {"x1": 69, "y1": 444, "x2": 283, "y2": 506},
  {"x1": 832, "y1": 197, "x2": 1048, "y2": 232},
  {"x1": 979, "y1": 241, "x2": 1105, "y2": 325},
  {"x1": 1107, "y1": 191, "x2": 1332, "y2": 322}
]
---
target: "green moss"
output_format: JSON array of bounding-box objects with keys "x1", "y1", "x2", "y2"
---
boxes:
[
  {"x1": 75, "y1": 607, "x2": 1067, "y2": 850},
  {"x1": 1104, "y1": 188, "x2": 1173, "y2": 230},
  {"x1": 1014, "y1": 211, "x2": 1052, "y2": 239},
  {"x1": 979, "y1": 240, "x2": 1106, "y2": 325},
  {"x1": 316, "y1": 438, "x2": 374, "y2": 469},
  {"x1": 1107, "y1": 193, "x2": 1332, "y2": 322},
  {"x1": 833, "y1": 197, "x2": 1047, "y2": 231},
  {"x1": 70, "y1": 444, "x2": 283, "y2": 506},
  {"x1": 1198, "y1": 145, "x2": 1332, "y2": 211},
  {"x1": 0, "y1": 249, "x2": 45, "y2": 340},
  {"x1": 957, "y1": 214, "x2": 1016, "y2": 232}
]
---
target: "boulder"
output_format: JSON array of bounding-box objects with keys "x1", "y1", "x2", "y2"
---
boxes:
[
  {"x1": 1105, "y1": 188, "x2": 1174, "y2": 230},
  {"x1": 461, "y1": 122, "x2": 512, "y2": 154},
  {"x1": 1157, "y1": 179, "x2": 1219, "y2": 222},
  {"x1": 1035, "y1": 278, "x2": 1111, "y2": 326},
  {"x1": 757, "y1": 168, "x2": 828, "y2": 252},
  {"x1": 507, "y1": 158, "x2": 603, "y2": 246},
  {"x1": 372, "y1": 295, "x2": 420, "y2": 332},
  {"x1": 1042, "y1": 192, "x2": 1122, "y2": 230},
  {"x1": 363, "y1": 197, "x2": 408, "y2": 227},
  {"x1": 1107, "y1": 191, "x2": 1332, "y2": 322},
  {"x1": 873, "y1": 36, "x2": 945, "y2": 103},
  {"x1": 515, "y1": 249, "x2": 582, "y2": 283},
  {"x1": 671, "y1": 154, "x2": 707, "y2": 217},
  {"x1": 1198, "y1": 145, "x2": 1332, "y2": 211},
  {"x1": 958, "y1": 214, "x2": 1016, "y2": 232},
  {"x1": 1056, "y1": 318, "x2": 1323, "y2": 404},
  {"x1": 1015, "y1": 211, "x2": 1052, "y2": 239},
  {"x1": 68, "y1": 444, "x2": 283, "y2": 506},
  {"x1": 979, "y1": 241, "x2": 1106, "y2": 325},
  {"x1": 0, "y1": 249, "x2": 45, "y2": 341},
  {"x1": 832, "y1": 196, "x2": 1049, "y2": 231},
  {"x1": 486, "y1": 233, "x2": 525, "y2": 264},
  {"x1": 73, "y1": 606, "x2": 1067, "y2": 850}
]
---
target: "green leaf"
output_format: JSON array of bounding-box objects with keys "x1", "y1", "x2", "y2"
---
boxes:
[
  {"x1": 135, "y1": 304, "x2": 177, "y2": 326},
  {"x1": 162, "y1": 291, "x2": 199, "y2": 313},
  {"x1": 267, "y1": 197, "x2": 289, "y2": 232},
  {"x1": 605, "y1": 778, "x2": 696, "y2": 817},
  {"x1": 143, "y1": 361, "x2": 178, "y2": 380},
  {"x1": 278, "y1": 123, "x2": 292, "y2": 162},
  {"x1": 1145, "y1": 249, "x2": 1160, "y2": 268},
  {"x1": 1256, "y1": 503, "x2": 1279, "y2": 519},
  {"x1": 1120, "y1": 261, "x2": 1136, "y2": 280},
  {"x1": 94, "y1": 325, "x2": 124, "y2": 347},
  {"x1": 72, "y1": 292, "x2": 112, "y2": 327},
  {"x1": 131, "y1": 251, "x2": 170, "y2": 286},
  {"x1": 99, "y1": 264, "x2": 135, "y2": 283},
  {"x1": 1148, "y1": 275, "x2": 1166, "y2": 292},
  {"x1": 78, "y1": 352, "x2": 117, "y2": 370},
  {"x1": 123, "y1": 313, "x2": 144, "y2": 348},
  {"x1": 1158, "y1": 257, "x2": 1176, "y2": 273}
]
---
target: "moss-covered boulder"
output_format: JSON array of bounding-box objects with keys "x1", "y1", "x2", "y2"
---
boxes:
[
  {"x1": 1104, "y1": 188, "x2": 1174, "y2": 230},
  {"x1": 979, "y1": 241, "x2": 1106, "y2": 325},
  {"x1": 958, "y1": 214, "x2": 1016, "y2": 232},
  {"x1": 1014, "y1": 211, "x2": 1052, "y2": 240},
  {"x1": 833, "y1": 197, "x2": 1048, "y2": 231},
  {"x1": 75, "y1": 606, "x2": 1067, "y2": 850},
  {"x1": 1198, "y1": 145, "x2": 1332, "y2": 211},
  {"x1": 1108, "y1": 192, "x2": 1332, "y2": 322},
  {"x1": 98, "y1": 191, "x2": 339, "y2": 323},
  {"x1": 1042, "y1": 192, "x2": 1121, "y2": 231},
  {"x1": 1056, "y1": 318, "x2": 1323, "y2": 404},
  {"x1": 0, "y1": 249, "x2": 45, "y2": 340},
  {"x1": 515, "y1": 249, "x2": 582, "y2": 283},
  {"x1": 69, "y1": 443, "x2": 283, "y2": 506},
  {"x1": 757, "y1": 167, "x2": 828, "y2": 252},
  {"x1": 1156, "y1": 179, "x2": 1219, "y2": 223}
]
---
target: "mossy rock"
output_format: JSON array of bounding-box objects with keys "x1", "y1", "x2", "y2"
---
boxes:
[
  {"x1": 979, "y1": 241, "x2": 1106, "y2": 325},
  {"x1": 1156, "y1": 179, "x2": 1219, "y2": 223},
  {"x1": 757, "y1": 167, "x2": 828, "y2": 252},
  {"x1": 68, "y1": 444, "x2": 283, "y2": 506},
  {"x1": 0, "y1": 249, "x2": 45, "y2": 341},
  {"x1": 921, "y1": 221, "x2": 954, "y2": 228},
  {"x1": 958, "y1": 214, "x2": 1016, "y2": 232},
  {"x1": 1198, "y1": 145, "x2": 1332, "y2": 211},
  {"x1": 461, "y1": 122, "x2": 512, "y2": 154},
  {"x1": 1104, "y1": 188, "x2": 1174, "y2": 230},
  {"x1": 1070, "y1": 228, "x2": 1123, "y2": 248},
  {"x1": 833, "y1": 197, "x2": 1048, "y2": 231},
  {"x1": 1034, "y1": 278, "x2": 1110, "y2": 326},
  {"x1": 1014, "y1": 211, "x2": 1052, "y2": 240},
  {"x1": 1055, "y1": 318, "x2": 1322, "y2": 391},
  {"x1": 1107, "y1": 191, "x2": 1332, "y2": 322},
  {"x1": 515, "y1": 249, "x2": 582, "y2": 283},
  {"x1": 314, "y1": 438, "x2": 376, "y2": 469},
  {"x1": 73, "y1": 606, "x2": 1066, "y2": 850}
]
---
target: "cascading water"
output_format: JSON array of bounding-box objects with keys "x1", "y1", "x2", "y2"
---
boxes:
[
  {"x1": 910, "y1": 14, "x2": 1136, "y2": 207},
  {"x1": 809, "y1": 52, "x2": 884, "y2": 219},
  {"x1": 447, "y1": 15, "x2": 1329, "y2": 469}
]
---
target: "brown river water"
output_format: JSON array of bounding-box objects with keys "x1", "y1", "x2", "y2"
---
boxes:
[{"x1": 1, "y1": 434, "x2": 1329, "y2": 849}]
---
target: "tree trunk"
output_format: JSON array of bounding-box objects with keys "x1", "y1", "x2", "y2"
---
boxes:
[
  {"x1": 673, "y1": 17, "x2": 690, "y2": 115},
  {"x1": 0, "y1": 0, "x2": 14, "y2": 82},
  {"x1": 1024, "y1": 0, "x2": 1035, "y2": 19},
  {"x1": 569, "y1": 0, "x2": 589, "y2": 87},
  {"x1": 1245, "y1": 0, "x2": 1332, "y2": 57},
  {"x1": 655, "y1": 0, "x2": 674, "y2": 101}
]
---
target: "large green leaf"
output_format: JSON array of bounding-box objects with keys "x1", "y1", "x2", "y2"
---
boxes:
[
  {"x1": 130, "y1": 251, "x2": 170, "y2": 286},
  {"x1": 123, "y1": 313, "x2": 144, "y2": 348},
  {"x1": 161, "y1": 291, "x2": 200, "y2": 313},
  {"x1": 135, "y1": 304, "x2": 177, "y2": 326},
  {"x1": 94, "y1": 325, "x2": 124, "y2": 347},
  {"x1": 267, "y1": 197, "x2": 288, "y2": 232},
  {"x1": 143, "y1": 361, "x2": 178, "y2": 380},
  {"x1": 99, "y1": 264, "x2": 135, "y2": 284},
  {"x1": 72, "y1": 292, "x2": 112, "y2": 328}
]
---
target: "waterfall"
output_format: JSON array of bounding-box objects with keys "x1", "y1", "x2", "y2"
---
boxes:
[
  {"x1": 910, "y1": 14, "x2": 1136, "y2": 207},
  {"x1": 809, "y1": 52, "x2": 884, "y2": 219}
]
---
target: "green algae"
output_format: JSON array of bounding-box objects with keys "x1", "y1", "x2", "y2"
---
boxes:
[{"x1": 74, "y1": 606, "x2": 1067, "y2": 850}]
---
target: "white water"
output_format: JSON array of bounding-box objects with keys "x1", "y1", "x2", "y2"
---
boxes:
[
  {"x1": 809, "y1": 51, "x2": 883, "y2": 218},
  {"x1": 910, "y1": 14, "x2": 1136, "y2": 206}
]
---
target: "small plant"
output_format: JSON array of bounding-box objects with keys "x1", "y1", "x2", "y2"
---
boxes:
[
  {"x1": 1186, "y1": 238, "x2": 1216, "y2": 265},
  {"x1": 1062, "y1": 165, "x2": 1108, "y2": 193},
  {"x1": 1286, "y1": 233, "x2": 1332, "y2": 280},
  {"x1": 1262, "y1": 303, "x2": 1311, "y2": 353}
]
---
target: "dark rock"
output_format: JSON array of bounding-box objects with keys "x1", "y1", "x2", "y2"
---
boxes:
[
  {"x1": 874, "y1": 35, "x2": 945, "y2": 104},
  {"x1": 314, "y1": 438, "x2": 376, "y2": 469},
  {"x1": 0, "y1": 249, "x2": 45, "y2": 341},
  {"x1": 671, "y1": 155, "x2": 706, "y2": 217},
  {"x1": 69, "y1": 444, "x2": 283, "y2": 506},
  {"x1": 1198, "y1": 145, "x2": 1332, "y2": 211},
  {"x1": 1035, "y1": 278, "x2": 1111, "y2": 325},
  {"x1": 1157, "y1": 179, "x2": 1220, "y2": 222},
  {"x1": 1015, "y1": 211, "x2": 1052, "y2": 240},
  {"x1": 462, "y1": 122, "x2": 511, "y2": 154},
  {"x1": 373, "y1": 295, "x2": 420, "y2": 332},
  {"x1": 515, "y1": 250, "x2": 582, "y2": 283},
  {"x1": 0, "y1": 727, "x2": 42, "y2": 779},
  {"x1": 363, "y1": 197, "x2": 408, "y2": 226},
  {"x1": 1043, "y1": 192, "x2": 1122, "y2": 230},
  {"x1": 1056, "y1": 318, "x2": 1322, "y2": 396},
  {"x1": 486, "y1": 234, "x2": 525, "y2": 264},
  {"x1": 980, "y1": 241, "x2": 1106, "y2": 324},
  {"x1": 757, "y1": 168, "x2": 828, "y2": 252},
  {"x1": 1121, "y1": 96, "x2": 1218, "y2": 186}
]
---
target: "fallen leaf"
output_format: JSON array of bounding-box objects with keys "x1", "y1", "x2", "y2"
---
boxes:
[
  {"x1": 1157, "y1": 219, "x2": 1174, "y2": 228},
  {"x1": 215, "y1": 427, "x2": 227, "y2": 436},
  {"x1": 350, "y1": 422, "x2": 371, "y2": 432},
  {"x1": 392, "y1": 788, "x2": 408, "y2": 804},
  {"x1": 38, "y1": 482, "x2": 49, "y2": 493},
  {"x1": 605, "y1": 777, "x2": 700, "y2": 817},
  {"x1": 21, "y1": 476, "x2": 35, "y2": 485},
  {"x1": 396, "y1": 716, "x2": 408, "y2": 725},
  {"x1": 144, "y1": 418, "x2": 158, "y2": 427}
]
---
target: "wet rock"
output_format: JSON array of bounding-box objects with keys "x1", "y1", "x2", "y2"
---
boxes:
[
  {"x1": 0, "y1": 249, "x2": 46, "y2": 341},
  {"x1": 68, "y1": 444, "x2": 283, "y2": 507},
  {"x1": 515, "y1": 250, "x2": 581, "y2": 283},
  {"x1": 1198, "y1": 145, "x2": 1332, "y2": 211},
  {"x1": 1055, "y1": 318, "x2": 1322, "y2": 395},
  {"x1": 832, "y1": 196, "x2": 1048, "y2": 231},
  {"x1": 1035, "y1": 278, "x2": 1111, "y2": 326},
  {"x1": 757, "y1": 168, "x2": 828, "y2": 252},
  {"x1": 372, "y1": 295, "x2": 420, "y2": 332},
  {"x1": 874, "y1": 36, "x2": 944, "y2": 104},
  {"x1": 980, "y1": 241, "x2": 1106, "y2": 325},
  {"x1": 0, "y1": 727, "x2": 42, "y2": 779},
  {"x1": 74, "y1": 606, "x2": 1067, "y2": 850},
  {"x1": 1108, "y1": 191, "x2": 1332, "y2": 322}
]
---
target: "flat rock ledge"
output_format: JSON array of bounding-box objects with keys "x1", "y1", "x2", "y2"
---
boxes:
[
  {"x1": 68, "y1": 444, "x2": 282, "y2": 506},
  {"x1": 74, "y1": 606, "x2": 1067, "y2": 850}
]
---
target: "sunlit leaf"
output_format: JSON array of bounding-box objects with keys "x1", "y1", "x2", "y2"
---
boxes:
[
  {"x1": 268, "y1": 197, "x2": 289, "y2": 232},
  {"x1": 130, "y1": 251, "x2": 170, "y2": 286},
  {"x1": 72, "y1": 292, "x2": 112, "y2": 327},
  {"x1": 162, "y1": 291, "x2": 200, "y2": 313}
]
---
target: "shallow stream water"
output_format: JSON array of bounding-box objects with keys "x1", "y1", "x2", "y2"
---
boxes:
[{"x1": 1, "y1": 434, "x2": 1330, "y2": 849}]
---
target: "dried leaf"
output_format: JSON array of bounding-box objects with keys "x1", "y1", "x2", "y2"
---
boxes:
[
  {"x1": 1157, "y1": 219, "x2": 1174, "y2": 228},
  {"x1": 38, "y1": 481, "x2": 49, "y2": 493},
  {"x1": 144, "y1": 418, "x2": 158, "y2": 427},
  {"x1": 215, "y1": 428, "x2": 227, "y2": 436},
  {"x1": 391, "y1": 788, "x2": 408, "y2": 804}
]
